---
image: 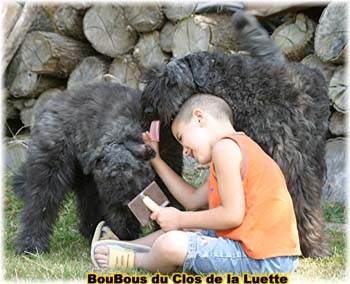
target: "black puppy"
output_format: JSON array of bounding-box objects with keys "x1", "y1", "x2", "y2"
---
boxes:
[{"x1": 13, "y1": 82, "x2": 180, "y2": 254}]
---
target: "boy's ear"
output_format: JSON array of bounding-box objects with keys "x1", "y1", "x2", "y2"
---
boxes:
[
  {"x1": 192, "y1": 108, "x2": 205, "y2": 125},
  {"x1": 124, "y1": 141, "x2": 156, "y2": 160},
  {"x1": 192, "y1": 108, "x2": 204, "y2": 119}
]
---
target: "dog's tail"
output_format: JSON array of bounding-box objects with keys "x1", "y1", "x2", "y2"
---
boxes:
[
  {"x1": 231, "y1": 11, "x2": 286, "y2": 65},
  {"x1": 12, "y1": 164, "x2": 27, "y2": 200}
]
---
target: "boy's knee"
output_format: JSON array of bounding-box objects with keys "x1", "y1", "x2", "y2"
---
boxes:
[{"x1": 154, "y1": 231, "x2": 188, "y2": 261}]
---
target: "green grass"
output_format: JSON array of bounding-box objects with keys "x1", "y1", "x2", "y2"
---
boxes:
[
  {"x1": 4, "y1": 183, "x2": 92, "y2": 280},
  {"x1": 291, "y1": 229, "x2": 347, "y2": 281},
  {"x1": 323, "y1": 202, "x2": 347, "y2": 224},
  {"x1": 3, "y1": 174, "x2": 348, "y2": 281}
]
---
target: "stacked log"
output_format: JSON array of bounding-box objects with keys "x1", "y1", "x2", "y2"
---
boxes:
[
  {"x1": 272, "y1": 13, "x2": 316, "y2": 61},
  {"x1": 109, "y1": 55, "x2": 141, "y2": 89},
  {"x1": 124, "y1": 5, "x2": 165, "y2": 32},
  {"x1": 67, "y1": 56, "x2": 111, "y2": 89},
  {"x1": 3, "y1": 3, "x2": 40, "y2": 69},
  {"x1": 6, "y1": 49, "x2": 65, "y2": 98},
  {"x1": 159, "y1": 22, "x2": 175, "y2": 53},
  {"x1": 53, "y1": 5, "x2": 87, "y2": 41},
  {"x1": 134, "y1": 31, "x2": 170, "y2": 68},
  {"x1": 21, "y1": 31, "x2": 97, "y2": 77},
  {"x1": 3, "y1": 2, "x2": 348, "y2": 204},
  {"x1": 313, "y1": 4, "x2": 348, "y2": 202},
  {"x1": 314, "y1": 2, "x2": 347, "y2": 64},
  {"x1": 83, "y1": 5, "x2": 138, "y2": 57}
]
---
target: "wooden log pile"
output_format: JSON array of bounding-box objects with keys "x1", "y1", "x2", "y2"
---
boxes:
[{"x1": 3, "y1": 2, "x2": 348, "y2": 203}]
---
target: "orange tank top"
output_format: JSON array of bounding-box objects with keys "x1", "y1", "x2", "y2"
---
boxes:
[{"x1": 208, "y1": 133, "x2": 301, "y2": 259}]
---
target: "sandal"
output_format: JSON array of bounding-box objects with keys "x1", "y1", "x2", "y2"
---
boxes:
[
  {"x1": 92, "y1": 221, "x2": 120, "y2": 245},
  {"x1": 91, "y1": 239, "x2": 151, "y2": 269}
]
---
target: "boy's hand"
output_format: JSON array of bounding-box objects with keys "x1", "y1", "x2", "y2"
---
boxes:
[
  {"x1": 142, "y1": 131, "x2": 160, "y2": 161},
  {"x1": 151, "y1": 207, "x2": 183, "y2": 232}
]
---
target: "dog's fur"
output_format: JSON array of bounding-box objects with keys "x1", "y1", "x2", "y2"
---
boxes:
[
  {"x1": 141, "y1": 12, "x2": 330, "y2": 258},
  {"x1": 13, "y1": 82, "x2": 182, "y2": 254}
]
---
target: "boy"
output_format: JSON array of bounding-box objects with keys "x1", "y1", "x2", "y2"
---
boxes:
[{"x1": 92, "y1": 94, "x2": 301, "y2": 274}]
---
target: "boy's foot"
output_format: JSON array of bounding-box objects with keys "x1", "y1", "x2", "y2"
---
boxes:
[
  {"x1": 93, "y1": 243, "x2": 134, "y2": 269},
  {"x1": 91, "y1": 239, "x2": 151, "y2": 269},
  {"x1": 94, "y1": 245, "x2": 110, "y2": 269}
]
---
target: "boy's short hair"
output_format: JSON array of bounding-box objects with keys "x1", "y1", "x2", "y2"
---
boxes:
[{"x1": 174, "y1": 94, "x2": 234, "y2": 125}]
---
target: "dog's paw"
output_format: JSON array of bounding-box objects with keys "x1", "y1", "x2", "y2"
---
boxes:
[
  {"x1": 144, "y1": 144, "x2": 156, "y2": 160},
  {"x1": 124, "y1": 141, "x2": 156, "y2": 161},
  {"x1": 15, "y1": 242, "x2": 48, "y2": 255}
]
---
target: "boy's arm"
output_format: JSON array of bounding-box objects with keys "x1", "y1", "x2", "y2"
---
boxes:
[
  {"x1": 142, "y1": 132, "x2": 208, "y2": 210},
  {"x1": 153, "y1": 139, "x2": 245, "y2": 231},
  {"x1": 152, "y1": 158, "x2": 208, "y2": 210}
]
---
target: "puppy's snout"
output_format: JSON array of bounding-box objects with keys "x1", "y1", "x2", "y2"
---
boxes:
[{"x1": 144, "y1": 106, "x2": 155, "y2": 116}]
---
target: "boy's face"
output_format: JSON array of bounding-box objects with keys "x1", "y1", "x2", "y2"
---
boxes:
[{"x1": 171, "y1": 110, "x2": 212, "y2": 165}]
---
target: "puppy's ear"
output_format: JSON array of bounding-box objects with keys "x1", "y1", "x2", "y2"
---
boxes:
[
  {"x1": 186, "y1": 55, "x2": 210, "y2": 87},
  {"x1": 124, "y1": 141, "x2": 156, "y2": 160}
]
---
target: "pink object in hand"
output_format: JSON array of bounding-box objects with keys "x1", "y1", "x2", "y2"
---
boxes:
[{"x1": 150, "y1": 120, "x2": 160, "y2": 142}]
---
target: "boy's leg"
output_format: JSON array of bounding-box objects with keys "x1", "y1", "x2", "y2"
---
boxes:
[
  {"x1": 94, "y1": 230, "x2": 188, "y2": 273},
  {"x1": 135, "y1": 231, "x2": 188, "y2": 273},
  {"x1": 129, "y1": 229, "x2": 165, "y2": 247}
]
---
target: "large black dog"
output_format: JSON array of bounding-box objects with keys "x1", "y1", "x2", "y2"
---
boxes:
[
  {"x1": 141, "y1": 12, "x2": 330, "y2": 258},
  {"x1": 13, "y1": 82, "x2": 182, "y2": 254}
]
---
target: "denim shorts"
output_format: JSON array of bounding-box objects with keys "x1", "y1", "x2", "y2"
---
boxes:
[{"x1": 182, "y1": 230, "x2": 299, "y2": 274}]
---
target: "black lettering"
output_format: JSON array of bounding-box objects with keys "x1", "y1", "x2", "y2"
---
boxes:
[
  {"x1": 226, "y1": 273, "x2": 239, "y2": 284},
  {"x1": 206, "y1": 273, "x2": 215, "y2": 284},
  {"x1": 260, "y1": 276, "x2": 267, "y2": 283},
  {"x1": 114, "y1": 274, "x2": 124, "y2": 283},
  {"x1": 171, "y1": 273, "x2": 202, "y2": 284},
  {"x1": 152, "y1": 273, "x2": 168, "y2": 284},
  {"x1": 133, "y1": 276, "x2": 148, "y2": 284},
  {"x1": 195, "y1": 275, "x2": 202, "y2": 284},
  {"x1": 243, "y1": 274, "x2": 251, "y2": 284},
  {"x1": 152, "y1": 273, "x2": 160, "y2": 284},
  {"x1": 188, "y1": 275, "x2": 195, "y2": 284},
  {"x1": 172, "y1": 274, "x2": 182, "y2": 284},
  {"x1": 280, "y1": 276, "x2": 288, "y2": 283},
  {"x1": 269, "y1": 274, "x2": 277, "y2": 283},
  {"x1": 88, "y1": 274, "x2": 96, "y2": 283}
]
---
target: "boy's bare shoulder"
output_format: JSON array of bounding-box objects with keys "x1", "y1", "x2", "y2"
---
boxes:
[{"x1": 212, "y1": 138, "x2": 242, "y2": 164}]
